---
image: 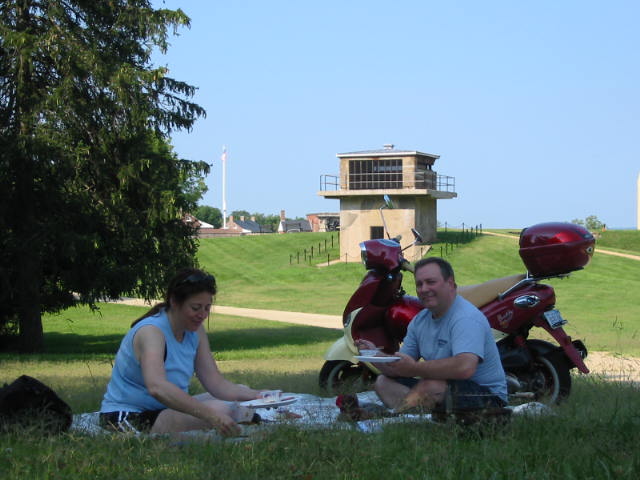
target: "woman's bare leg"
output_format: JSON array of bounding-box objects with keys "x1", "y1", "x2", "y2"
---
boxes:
[{"x1": 150, "y1": 394, "x2": 255, "y2": 434}]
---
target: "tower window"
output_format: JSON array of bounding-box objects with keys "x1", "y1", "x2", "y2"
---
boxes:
[
  {"x1": 370, "y1": 226, "x2": 384, "y2": 239},
  {"x1": 349, "y1": 159, "x2": 402, "y2": 190}
]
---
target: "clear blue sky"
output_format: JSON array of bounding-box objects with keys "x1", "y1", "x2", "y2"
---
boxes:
[{"x1": 152, "y1": 0, "x2": 639, "y2": 229}]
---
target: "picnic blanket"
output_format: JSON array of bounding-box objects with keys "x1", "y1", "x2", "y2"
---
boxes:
[{"x1": 71, "y1": 391, "x2": 552, "y2": 440}]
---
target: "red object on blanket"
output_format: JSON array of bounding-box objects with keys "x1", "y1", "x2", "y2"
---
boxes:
[{"x1": 336, "y1": 394, "x2": 370, "y2": 421}]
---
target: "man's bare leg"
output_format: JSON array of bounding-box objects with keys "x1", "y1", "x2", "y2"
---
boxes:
[
  {"x1": 375, "y1": 376, "x2": 447, "y2": 412},
  {"x1": 374, "y1": 375, "x2": 411, "y2": 410},
  {"x1": 402, "y1": 379, "x2": 446, "y2": 411}
]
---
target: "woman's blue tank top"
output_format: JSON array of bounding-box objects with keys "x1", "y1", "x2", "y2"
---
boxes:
[{"x1": 100, "y1": 309, "x2": 199, "y2": 412}]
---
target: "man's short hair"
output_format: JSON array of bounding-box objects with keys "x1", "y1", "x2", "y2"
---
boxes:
[{"x1": 414, "y1": 257, "x2": 455, "y2": 282}]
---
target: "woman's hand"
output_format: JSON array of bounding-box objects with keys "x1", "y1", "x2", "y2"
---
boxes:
[{"x1": 208, "y1": 412, "x2": 241, "y2": 437}]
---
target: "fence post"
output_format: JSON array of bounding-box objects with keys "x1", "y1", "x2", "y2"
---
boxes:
[
  {"x1": 327, "y1": 253, "x2": 330, "y2": 266},
  {"x1": 289, "y1": 254, "x2": 292, "y2": 265},
  {"x1": 297, "y1": 252, "x2": 300, "y2": 264},
  {"x1": 311, "y1": 246, "x2": 314, "y2": 258}
]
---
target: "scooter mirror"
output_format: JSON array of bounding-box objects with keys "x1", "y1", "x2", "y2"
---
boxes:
[
  {"x1": 411, "y1": 228, "x2": 423, "y2": 244},
  {"x1": 383, "y1": 194, "x2": 395, "y2": 210}
]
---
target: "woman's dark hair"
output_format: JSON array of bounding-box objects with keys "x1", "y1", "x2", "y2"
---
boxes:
[{"x1": 131, "y1": 268, "x2": 217, "y2": 327}]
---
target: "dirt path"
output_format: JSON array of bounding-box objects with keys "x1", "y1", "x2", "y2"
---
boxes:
[
  {"x1": 112, "y1": 298, "x2": 343, "y2": 329},
  {"x1": 585, "y1": 352, "x2": 640, "y2": 382}
]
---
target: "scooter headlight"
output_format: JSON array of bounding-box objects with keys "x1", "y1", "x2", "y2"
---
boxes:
[
  {"x1": 360, "y1": 239, "x2": 401, "y2": 270},
  {"x1": 360, "y1": 242, "x2": 368, "y2": 266}
]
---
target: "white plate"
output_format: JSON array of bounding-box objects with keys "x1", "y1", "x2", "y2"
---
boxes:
[
  {"x1": 240, "y1": 396, "x2": 299, "y2": 408},
  {"x1": 354, "y1": 355, "x2": 401, "y2": 363}
]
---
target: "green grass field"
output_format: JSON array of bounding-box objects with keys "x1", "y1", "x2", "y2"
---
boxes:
[
  {"x1": 1, "y1": 229, "x2": 639, "y2": 479},
  {"x1": 595, "y1": 229, "x2": 640, "y2": 254},
  {"x1": 196, "y1": 232, "x2": 363, "y2": 313},
  {"x1": 196, "y1": 230, "x2": 640, "y2": 355}
]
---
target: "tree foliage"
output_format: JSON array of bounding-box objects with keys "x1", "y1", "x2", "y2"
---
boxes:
[
  {"x1": 228, "y1": 210, "x2": 282, "y2": 232},
  {"x1": 252, "y1": 213, "x2": 282, "y2": 233},
  {"x1": 0, "y1": 1, "x2": 208, "y2": 351},
  {"x1": 571, "y1": 215, "x2": 606, "y2": 231},
  {"x1": 195, "y1": 206, "x2": 222, "y2": 228},
  {"x1": 230, "y1": 209, "x2": 251, "y2": 220}
]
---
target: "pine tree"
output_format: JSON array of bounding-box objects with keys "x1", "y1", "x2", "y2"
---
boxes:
[{"x1": 0, "y1": 1, "x2": 208, "y2": 351}]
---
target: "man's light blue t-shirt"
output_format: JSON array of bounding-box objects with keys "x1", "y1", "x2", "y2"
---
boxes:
[{"x1": 400, "y1": 295, "x2": 508, "y2": 402}]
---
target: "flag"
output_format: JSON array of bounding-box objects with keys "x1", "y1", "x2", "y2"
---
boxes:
[{"x1": 221, "y1": 146, "x2": 227, "y2": 163}]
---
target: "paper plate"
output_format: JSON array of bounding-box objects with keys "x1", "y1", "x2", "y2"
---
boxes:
[
  {"x1": 240, "y1": 396, "x2": 299, "y2": 408},
  {"x1": 354, "y1": 355, "x2": 401, "y2": 363}
]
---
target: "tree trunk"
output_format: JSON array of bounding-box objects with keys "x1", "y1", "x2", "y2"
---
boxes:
[
  {"x1": 17, "y1": 294, "x2": 44, "y2": 353},
  {"x1": 12, "y1": 1, "x2": 43, "y2": 353},
  {"x1": 15, "y1": 206, "x2": 44, "y2": 353}
]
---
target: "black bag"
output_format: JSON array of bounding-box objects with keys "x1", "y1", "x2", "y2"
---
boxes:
[{"x1": 0, "y1": 375, "x2": 72, "y2": 434}]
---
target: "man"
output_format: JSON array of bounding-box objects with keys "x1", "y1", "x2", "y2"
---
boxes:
[{"x1": 370, "y1": 257, "x2": 507, "y2": 412}]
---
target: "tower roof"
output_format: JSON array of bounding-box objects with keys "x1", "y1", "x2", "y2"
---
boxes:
[{"x1": 337, "y1": 144, "x2": 439, "y2": 160}]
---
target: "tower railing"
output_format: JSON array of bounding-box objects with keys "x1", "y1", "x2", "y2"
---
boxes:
[{"x1": 319, "y1": 172, "x2": 455, "y2": 192}]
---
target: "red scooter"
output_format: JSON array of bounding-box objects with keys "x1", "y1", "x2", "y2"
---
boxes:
[{"x1": 319, "y1": 197, "x2": 595, "y2": 405}]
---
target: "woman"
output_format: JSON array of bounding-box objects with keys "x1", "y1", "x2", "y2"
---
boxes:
[{"x1": 100, "y1": 268, "x2": 263, "y2": 436}]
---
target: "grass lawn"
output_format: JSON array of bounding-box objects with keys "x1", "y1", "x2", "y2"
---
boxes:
[
  {"x1": 1, "y1": 230, "x2": 639, "y2": 479},
  {"x1": 595, "y1": 229, "x2": 640, "y2": 254},
  {"x1": 1, "y1": 315, "x2": 639, "y2": 479},
  {"x1": 197, "y1": 232, "x2": 363, "y2": 314},
  {"x1": 1, "y1": 308, "x2": 639, "y2": 479}
]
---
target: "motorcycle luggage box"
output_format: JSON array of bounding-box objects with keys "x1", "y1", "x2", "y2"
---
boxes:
[{"x1": 519, "y1": 222, "x2": 595, "y2": 277}]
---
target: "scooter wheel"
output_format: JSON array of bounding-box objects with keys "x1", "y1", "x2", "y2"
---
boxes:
[
  {"x1": 532, "y1": 353, "x2": 572, "y2": 404},
  {"x1": 318, "y1": 360, "x2": 373, "y2": 395}
]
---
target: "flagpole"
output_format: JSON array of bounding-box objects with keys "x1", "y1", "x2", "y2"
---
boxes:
[{"x1": 222, "y1": 146, "x2": 227, "y2": 229}]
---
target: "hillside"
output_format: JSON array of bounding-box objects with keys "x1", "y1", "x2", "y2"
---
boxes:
[
  {"x1": 197, "y1": 230, "x2": 640, "y2": 355},
  {"x1": 594, "y1": 229, "x2": 640, "y2": 254},
  {"x1": 197, "y1": 232, "x2": 363, "y2": 314}
]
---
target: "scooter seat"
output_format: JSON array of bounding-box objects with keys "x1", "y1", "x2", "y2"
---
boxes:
[{"x1": 458, "y1": 274, "x2": 526, "y2": 308}]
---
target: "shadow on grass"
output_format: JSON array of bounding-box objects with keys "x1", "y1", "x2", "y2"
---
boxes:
[
  {"x1": 30, "y1": 325, "x2": 339, "y2": 356},
  {"x1": 208, "y1": 369, "x2": 328, "y2": 397},
  {"x1": 210, "y1": 326, "x2": 338, "y2": 352}
]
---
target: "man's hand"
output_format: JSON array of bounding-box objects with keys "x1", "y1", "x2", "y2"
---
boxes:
[
  {"x1": 376, "y1": 352, "x2": 418, "y2": 377},
  {"x1": 354, "y1": 338, "x2": 377, "y2": 352}
]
